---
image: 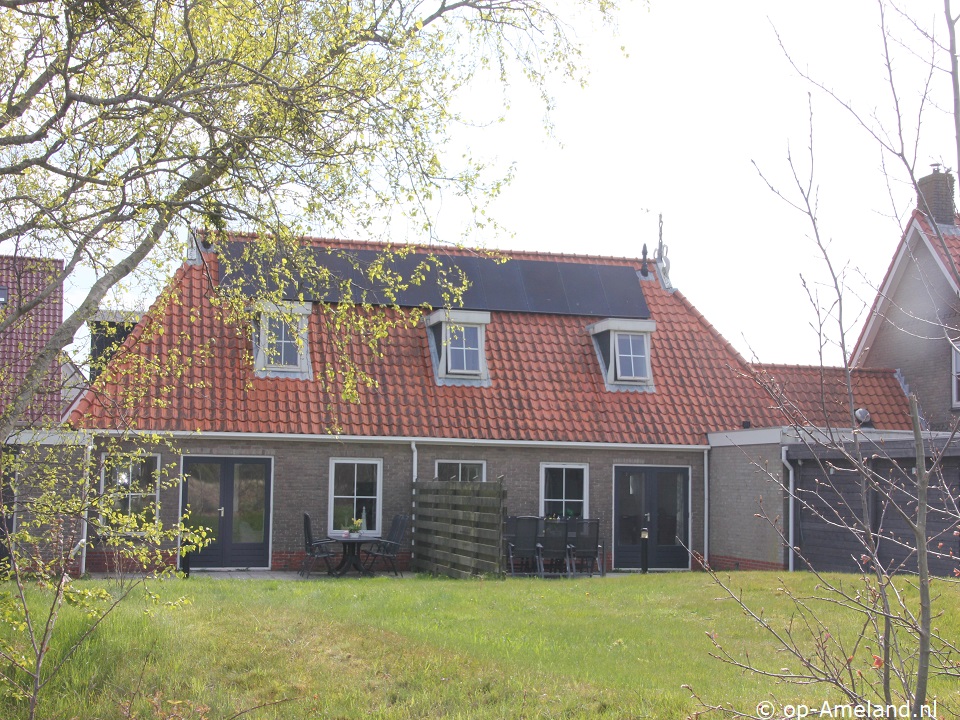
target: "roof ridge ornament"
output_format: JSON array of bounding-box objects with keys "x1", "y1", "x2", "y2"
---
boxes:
[{"x1": 655, "y1": 213, "x2": 674, "y2": 292}]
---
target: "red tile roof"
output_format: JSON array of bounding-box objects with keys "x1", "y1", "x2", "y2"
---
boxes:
[
  {"x1": 69, "y1": 240, "x2": 911, "y2": 443},
  {"x1": 0, "y1": 256, "x2": 64, "y2": 422},
  {"x1": 751, "y1": 363, "x2": 911, "y2": 431}
]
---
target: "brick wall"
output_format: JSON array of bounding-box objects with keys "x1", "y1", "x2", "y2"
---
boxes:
[
  {"x1": 708, "y1": 443, "x2": 787, "y2": 570},
  {"x1": 143, "y1": 438, "x2": 706, "y2": 571}
]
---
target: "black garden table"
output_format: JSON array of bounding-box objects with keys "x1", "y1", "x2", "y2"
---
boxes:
[{"x1": 327, "y1": 534, "x2": 377, "y2": 577}]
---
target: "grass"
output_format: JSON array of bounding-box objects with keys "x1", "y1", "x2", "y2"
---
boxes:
[{"x1": 2, "y1": 572, "x2": 958, "y2": 719}]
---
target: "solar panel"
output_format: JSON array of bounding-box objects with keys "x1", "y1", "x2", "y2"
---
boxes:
[{"x1": 219, "y1": 242, "x2": 650, "y2": 319}]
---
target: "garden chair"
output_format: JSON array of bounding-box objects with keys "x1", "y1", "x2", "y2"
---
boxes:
[
  {"x1": 361, "y1": 514, "x2": 409, "y2": 576},
  {"x1": 507, "y1": 516, "x2": 539, "y2": 576},
  {"x1": 536, "y1": 518, "x2": 572, "y2": 578},
  {"x1": 569, "y1": 518, "x2": 604, "y2": 576},
  {"x1": 300, "y1": 513, "x2": 338, "y2": 578}
]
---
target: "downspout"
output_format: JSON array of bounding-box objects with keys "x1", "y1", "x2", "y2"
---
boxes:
[
  {"x1": 79, "y1": 441, "x2": 92, "y2": 576},
  {"x1": 781, "y1": 445, "x2": 795, "y2": 572},
  {"x1": 410, "y1": 441, "x2": 418, "y2": 482},
  {"x1": 703, "y1": 448, "x2": 709, "y2": 568}
]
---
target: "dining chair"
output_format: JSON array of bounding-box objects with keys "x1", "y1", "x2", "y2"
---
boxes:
[
  {"x1": 300, "y1": 512, "x2": 338, "y2": 578},
  {"x1": 536, "y1": 518, "x2": 572, "y2": 578},
  {"x1": 361, "y1": 514, "x2": 409, "y2": 576},
  {"x1": 507, "y1": 516, "x2": 539, "y2": 576},
  {"x1": 569, "y1": 518, "x2": 603, "y2": 576}
]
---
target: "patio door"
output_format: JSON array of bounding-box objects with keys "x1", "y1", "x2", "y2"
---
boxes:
[
  {"x1": 613, "y1": 466, "x2": 689, "y2": 569},
  {"x1": 181, "y1": 457, "x2": 272, "y2": 568}
]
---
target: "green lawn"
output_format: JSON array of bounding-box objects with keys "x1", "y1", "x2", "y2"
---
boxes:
[{"x1": 4, "y1": 572, "x2": 959, "y2": 719}]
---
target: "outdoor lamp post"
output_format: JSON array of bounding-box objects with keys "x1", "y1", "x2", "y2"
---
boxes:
[{"x1": 640, "y1": 527, "x2": 649, "y2": 574}]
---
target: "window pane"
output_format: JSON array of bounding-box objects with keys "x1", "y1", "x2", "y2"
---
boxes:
[
  {"x1": 333, "y1": 463, "x2": 354, "y2": 495},
  {"x1": 185, "y1": 463, "x2": 221, "y2": 542},
  {"x1": 545, "y1": 467, "x2": 564, "y2": 499},
  {"x1": 462, "y1": 463, "x2": 483, "y2": 482},
  {"x1": 233, "y1": 464, "x2": 266, "y2": 544},
  {"x1": 356, "y1": 464, "x2": 377, "y2": 496},
  {"x1": 437, "y1": 462, "x2": 459, "y2": 481},
  {"x1": 544, "y1": 500, "x2": 564, "y2": 517},
  {"x1": 332, "y1": 499, "x2": 354, "y2": 531},
  {"x1": 565, "y1": 501, "x2": 584, "y2": 518},
  {"x1": 565, "y1": 470, "x2": 584, "y2": 500},
  {"x1": 356, "y1": 498, "x2": 378, "y2": 531}
]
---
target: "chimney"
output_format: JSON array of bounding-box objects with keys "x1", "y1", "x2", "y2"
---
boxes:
[{"x1": 917, "y1": 167, "x2": 956, "y2": 225}]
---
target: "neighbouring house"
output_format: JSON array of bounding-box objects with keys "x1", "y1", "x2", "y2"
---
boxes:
[
  {"x1": 703, "y1": 363, "x2": 955, "y2": 574},
  {"x1": 0, "y1": 254, "x2": 90, "y2": 569},
  {"x1": 0, "y1": 255, "x2": 65, "y2": 426},
  {"x1": 853, "y1": 167, "x2": 960, "y2": 431}
]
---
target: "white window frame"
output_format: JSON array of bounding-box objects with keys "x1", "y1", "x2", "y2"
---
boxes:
[
  {"x1": 100, "y1": 452, "x2": 161, "y2": 523},
  {"x1": 539, "y1": 462, "x2": 589, "y2": 519},
  {"x1": 425, "y1": 309, "x2": 491, "y2": 382},
  {"x1": 587, "y1": 317, "x2": 656, "y2": 389},
  {"x1": 446, "y1": 324, "x2": 483, "y2": 375},
  {"x1": 614, "y1": 331, "x2": 650, "y2": 381},
  {"x1": 328, "y1": 458, "x2": 383, "y2": 536},
  {"x1": 953, "y1": 346, "x2": 960, "y2": 409},
  {"x1": 435, "y1": 459, "x2": 486, "y2": 482},
  {"x1": 254, "y1": 302, "x2": 312, "y2": 378}
]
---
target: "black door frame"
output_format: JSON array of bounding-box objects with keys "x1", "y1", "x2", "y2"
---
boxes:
[
  {"x1": 180, "y1": 455, "x2": 273, "y2": 569},
  {"x1": 612, "y1": 465, "x2": 691, "y2": 570}
]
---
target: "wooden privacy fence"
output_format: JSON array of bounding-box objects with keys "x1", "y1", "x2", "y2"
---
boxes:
[{"x1": 411, "y1": 478, "x2": 506, "y2": 578}]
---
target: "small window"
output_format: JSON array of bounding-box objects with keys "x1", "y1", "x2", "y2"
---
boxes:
[
  {"x1": 436, "y1": 460, "x2": 485, "y2": 482},
  {"x1": 587, "y1": 317, "x2": 656, "y2": 390},
  {"x1": 615, "y1": 332, "x2": 649, "y2": 380},
  {"x1": 540, "y1": 464, "x2": 588, "y2": 518},
  {"x1": 330, "y1": 459, "x2": 382, "y2": 535},
  {"x1": 0, "y1": 287, "x2": 7, "y2": 304},
  {"x1": 101, "y1": 454, "x2": 160, "y2": 522},
  {"x1": 253, "y1": 302, "x2": 312, "y2": 379},
  {"x1": 265, "y1": 315, "x2": 300, "y2": 368},
  {"x1": 425, "y1": 309, "x2": 491, "y2": 385},
  {"x1": 447, "y1": 325, "x2": 481, "y2": 375}
]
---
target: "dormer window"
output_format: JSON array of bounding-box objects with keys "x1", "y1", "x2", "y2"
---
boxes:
[
  {"x1": 615, "y1": 332, "x2": 649, "y2": 381},
  {"x1": 447, "y1": 324, "x2": 481, "y2": 375},
  {"x1": 425, "y1": 309, "x2": 491, "y2": 385},
  {"x1": 588, "y1": 318, "x2": 656, "y2": 391},
  {"x1": 254, "y1": 302, "x2": 312, "y2": 379},
  {"x1": 265, "y1": 315, "x2": 300, "y2": 368}
]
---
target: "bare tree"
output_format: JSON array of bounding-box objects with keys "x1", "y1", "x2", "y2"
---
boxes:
[{"x1": 689, "y1": 2, "x2": 960, "y2": 717}]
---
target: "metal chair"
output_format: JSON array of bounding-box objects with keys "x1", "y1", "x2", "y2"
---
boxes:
[
  {"x1": 507, "y1": 516, "x2": 539, "y2": 576},
  {"x1": 300, "y1": 512, "x2": 338, "y2": 578},
  {"x1": 361, "y1": 514, "x2": 409, "y2": 576},
  {"x1": 537, "y1": 518, "x2": 572, "y2": 578},
  {"x1": 569, "y1": 518, "x2": 604, "y2": 576}
]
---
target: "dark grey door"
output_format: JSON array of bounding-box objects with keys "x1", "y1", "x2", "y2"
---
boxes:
[
  {"x1": 182, "y1": 457, "x2": 271, "y2": 568},
  {"x1": 614, "y1": 466, "x2": 689, "y2": 569}
]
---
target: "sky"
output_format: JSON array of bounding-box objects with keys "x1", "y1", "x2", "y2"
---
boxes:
[{"x1": 424, "y1": 0, "x2": 957, "y2": 367}]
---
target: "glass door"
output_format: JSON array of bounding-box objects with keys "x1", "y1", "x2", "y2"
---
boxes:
[
  {"x1": 182, "y1": 458, "x2": 271, "y2": 568},
  {"x1": 613, "y1": 466, "x2": 689, "y2": 569}
]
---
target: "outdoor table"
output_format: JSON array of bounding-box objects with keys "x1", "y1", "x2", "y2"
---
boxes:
[{"x1": 327, "y1": 534, "x2": 377, "y2": 577}]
